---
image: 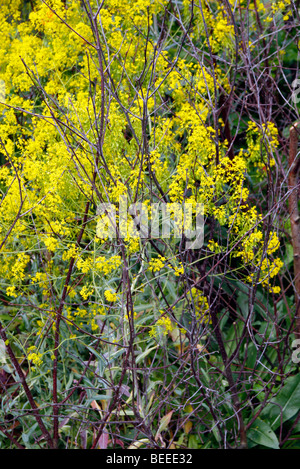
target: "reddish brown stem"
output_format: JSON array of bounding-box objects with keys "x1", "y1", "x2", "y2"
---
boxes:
[
  {"x1": 0, "y1": 326, "x2": 54, "y2": 448},
  {"x1": 288, "y1": 122, "x2": 300, "y2": 338}
]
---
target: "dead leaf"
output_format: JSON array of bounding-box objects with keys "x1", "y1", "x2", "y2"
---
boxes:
[{"x1": 184, "y1": 420, "x2": 193, "y2": 434}]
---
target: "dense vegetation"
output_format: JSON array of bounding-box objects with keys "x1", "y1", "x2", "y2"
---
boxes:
[{"x1": 0, "y1": 0, "x2": 299, "y2": 449}]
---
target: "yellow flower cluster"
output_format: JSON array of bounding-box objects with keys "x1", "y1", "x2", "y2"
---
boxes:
[
  {"x1": 149, "y1": 255, "x2": 166, "y2": 273},
  {"x1": 187, "y1": 288, "x2": 211, "y2": 325},
  {"x1": 247, "y1": 257, "x2": 283, "y2": 294},
  {"x1": 31, "y1": 272, "x2": 49, "y2": 297},
  {"x1": 95, "y1": 255, "x2": 122, "y2": 275},
  {"x1": 104, "y1": 290, "x2": 118, "y2": 303},
  {"x1": 79, "y1": 285, "x2": 94, "y2": 300},
  {"x1": 210, "y1": 14, "x2": 234, "y2": 53},
  {"x1": 246, "y1": 121, "x2": 278, "y2": 172},
  {"x1": 173, "y1": 262, "x2": 184, "y2": 277},
  {"x1": 149, "y1": 313, "x2": 173, "y2": 338},
  {"x1": 11, "y1": 253, "x2": 30, "y2": 282},
  {"x1": 267, "y1": 232, "x2": 280, "y2": 255},
  {"x1": 6, "y1": 286, "x2": 18, "y2": 298},
  {"x1": 77, "y1": 257, "x2": 93, "y2": 274},
  {"x1": 207, "y1": 240, "x2": 223, "y2": 254},
  {"x1": 62, "y1": 245, "x2": 79, "y2": 261},
  {"x1": 65, "y1": 305, "x2": 99, "y2": 332},
  {"x1": 27, "y1": 346, "x2": 43, "y2": 368}
]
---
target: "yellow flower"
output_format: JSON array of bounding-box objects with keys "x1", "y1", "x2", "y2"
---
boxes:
[
  {"x1": 149, "y1": 255, "x2": 166, "y2": 273},
  {"x1": 6, "y1": 286, "x2": 18, "y2": 297},
  {"x1": 172, "y1": 262, "x2": 184, "y2": 277},
  {"x1": 104, "y1": 290, "x2": 118, "y2": 303},
  {"x1": 270, "y1": 286, "x2": 281, "y2": 294},
  {"x1": 95, "y1": 255, "x2": 122, "y2": 275},
  {"x1": 44, "y1": 236, "x2": 59, "y2": 252},
  {"x1": 27, "y1": 346, "x2": 43, "y2": 367},
  {"x1": 77, "y1": 257, "x2": 93, "y2": 274},
  {"x1": 149, "y1": 313, "x2": 173, "y2": 337},
  {"x1": 79, "y1": 285, "x2": 94, "y2": 300}
]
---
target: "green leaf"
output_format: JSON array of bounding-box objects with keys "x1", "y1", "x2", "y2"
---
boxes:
[
  {"x1": 247, "y1": 419, "x2": 279, "y2": 449},
  {"x1": 155, "y1": 410, "x2": 173, "y2": 441},
  {"x1": 236, "y1": 291, "x2": 248, "y2": 318},
  {"x1": 136, "y1": 344, "x2": 158, "y2": 364},
  {"x1": 188, "y1": 434, "x2": 200, "y2": 449},
  {"x1": 260, "y1": 374, "x2": 300, "y2": 430},
  {"x1": 21, "y1": 423, "x2": 39, "y2": 448},
  {"x1": 224, "y1": 320, "x2": 244, "y2": 358}
]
